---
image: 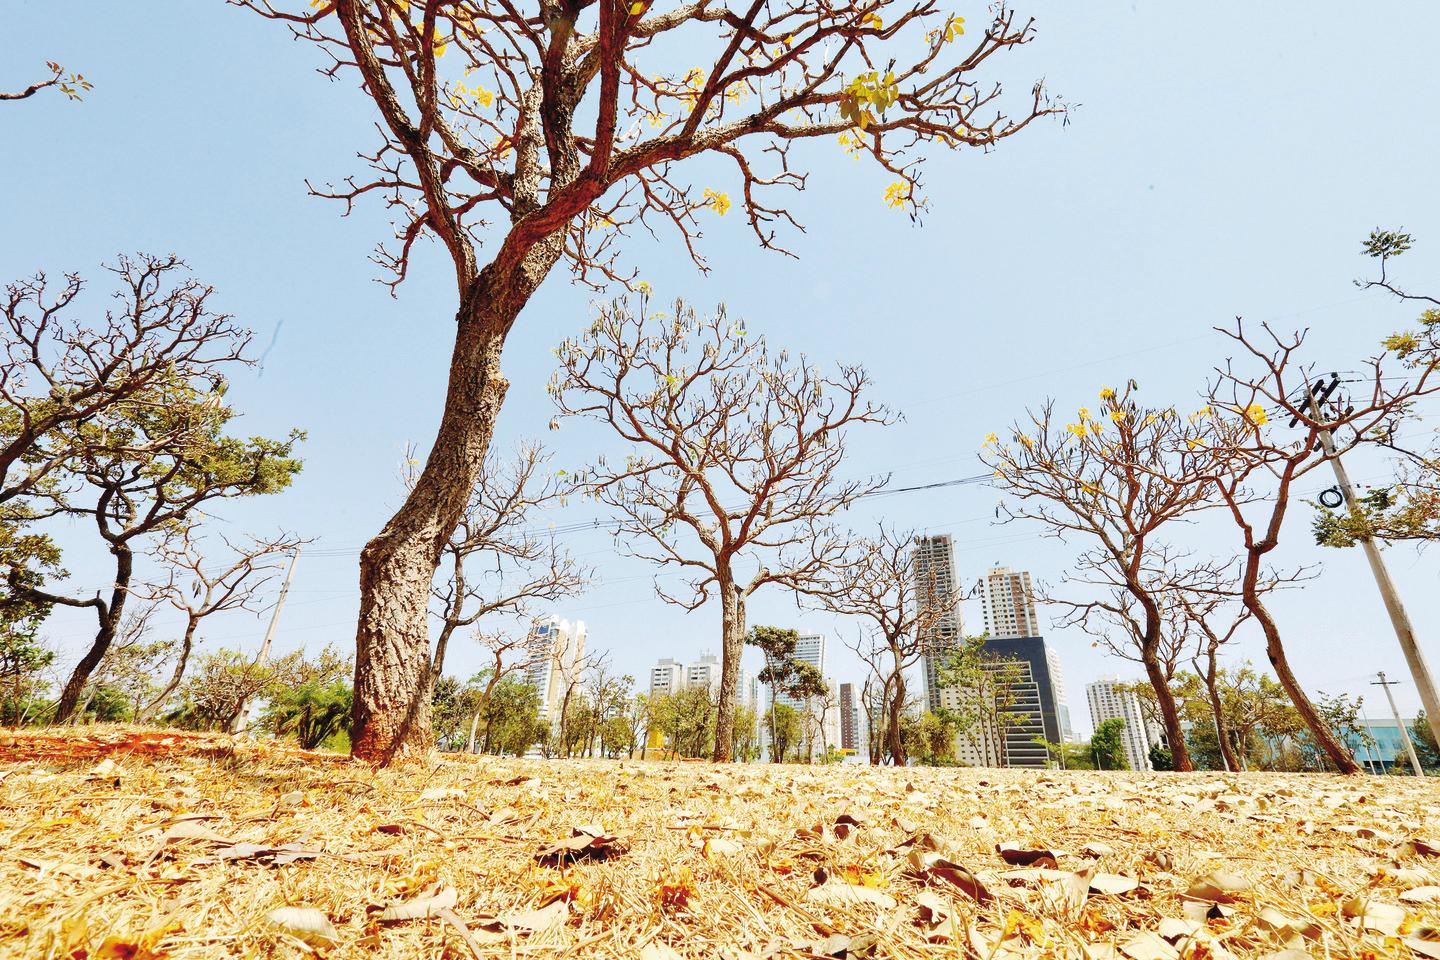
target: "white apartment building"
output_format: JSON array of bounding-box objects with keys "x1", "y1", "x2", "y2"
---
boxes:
[
  {"x1": 523, "y1": 615, "x2": 586, "y2": 725},
  {"x1": 649, "y1": 657, "x2": 687, "y2": 698},
  {"x1": 687, "y1": 653, "x2": 722, "y2": 696},
  {"x1": 979, "y1": 565, "x2": 1042, "y2": 639},
  {"x1": 914, "y1": 535, "x2": 965, "y2": 713},
  {"x1": 1086, "y1": 676, "x2": 1154, "y2": 771}
]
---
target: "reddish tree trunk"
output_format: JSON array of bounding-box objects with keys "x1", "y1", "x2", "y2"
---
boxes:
[{"x1": 1246, "y1": 587, "x2": 1359, "y2": 773}]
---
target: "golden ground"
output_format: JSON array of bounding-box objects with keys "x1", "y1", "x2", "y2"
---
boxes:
[{"x1": 2, "y1": 727, "x2": 1438, "y2": 960}]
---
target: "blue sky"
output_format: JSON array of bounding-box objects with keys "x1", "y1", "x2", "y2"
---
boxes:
[{"x1": 5, "y1": 1, "x2": 1440, "y2": 734}]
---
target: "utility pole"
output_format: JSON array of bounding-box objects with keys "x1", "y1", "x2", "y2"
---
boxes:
[
  {"x1": 1303, "y1": 375, "x2": 1440, "y2": 753},
  {"x1": 231, "y1": 546, "x2": 301, "y2": 735},
  {"x1": 1373, "y1": 672, "x2": 1424, "y2": 776}
]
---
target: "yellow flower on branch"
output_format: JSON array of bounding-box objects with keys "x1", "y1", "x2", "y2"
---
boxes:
[
  {"x1": 883, "y1": 181, "x2": 910, "y2": 208},
  {"x1": 983, "y1": 432, "x2": 998, "y2": 447},
  {"x1": 862, "y1": 12, "x2": 883, "y2": 29},
  {"x1": 1243, "y1": 404, "x2": 1269, "y2": 426},
  {"x1": 702, "y1": 188, "x2": 731, "y2": 215},
  {"x1": 1099, "y1": 386, "x2": 1116, "y2": 400},
  {"x1": 1110, "y1": 410, "x2": 1127, "y2": 423},
  {"x1": 1067, "y1": 423, "x2": 1088, "y2": 439}
]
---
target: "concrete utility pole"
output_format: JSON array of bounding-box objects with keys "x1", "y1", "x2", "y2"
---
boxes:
[
  {"x1": 1305, "y1": 376, "x2": 1440, "y2": 754},
  {"x1": 231, "y1": 547, "x2": 301, "y2": 735},
  {"x1": 1373, "y1": 672, "x2": 1425, "y2": 776}
]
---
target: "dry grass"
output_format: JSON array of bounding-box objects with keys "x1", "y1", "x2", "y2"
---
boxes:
[{"x1": 2, "y1": 726, "x2": 1439, "y2": 960}]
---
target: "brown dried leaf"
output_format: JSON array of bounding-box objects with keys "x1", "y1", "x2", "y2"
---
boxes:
[
  {"x1": 997, "y1": 842, "x2": 1058, "y2": 868},
  {"x1": 536, "y1": 827, "x2": 626, "y2": 865},
  {"x1": 906, "y1": 849, "x2": 992, "y2": 903}
]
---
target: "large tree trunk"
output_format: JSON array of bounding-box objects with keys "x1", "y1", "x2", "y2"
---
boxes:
[
  {"x1": 1135, "y1": 592, "x2": 1193, "y2": 771},
  {"x1": 350, "y1": 250, "x2": 558, "y2": 764},
  {"x1": 1139, "y1": 651, "x2": 1191, "y2": 771},
  {"x1": 713, "y1": 573, "x2": 745, "y2": 761},
  {"x1": 54, "y1": 546, "x2": 131, "y2": 724},
  {"x1": 1246, "y1": 586, "x2": 1359, "y2": 774}
]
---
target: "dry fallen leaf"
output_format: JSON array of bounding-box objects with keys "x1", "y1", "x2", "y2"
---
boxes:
[
  {"x1": 1088, "y1": 872, "x2": 1140, "y2": 896},
  {"x1": 266, "y1": 906, "x2": 338, "y2": 945},
  {"x1": 1340, "y1": 895, "x2": 1406, "y2": 935},
  {"x1": 1185, "y1": 869, "x2": 1249, "y2": 903},
  {"x1": 375, "y1": 885, "x2": 459, "y2": 922},
  {"x1": 1119, "y1": 930, "x2": 1181, "y2": 960},
  {"x1": 997, "y1": 842, "x2": 1059, "y2": 867},
  {"x1": 907, "y1": 849, "x2": 992, "y2": 903},
  {"x1": 1401, "y1": 886, "x2": 1440, "y2": 903},
  {"x1": 806, "y1": 881, "x2": 897, "y2": 910},
  {"x1": 536, "y1": 826, "x2": 626, "y2": 865}
]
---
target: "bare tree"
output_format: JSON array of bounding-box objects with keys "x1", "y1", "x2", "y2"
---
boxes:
[
  {"x1": 133, "y1": 524, "x2": 307, "y2": 721},
  {"x1": 234, "y1": 0, "x2": 1063, "y2": 763},
  {"x1": 1202, "y1": 320, "x2": 1439, "y2": 773},
  {"x1": 1, "y1": 255, "x2": 252, "y2": 506},
  {"x1": 801, "y1": 525, "x2": 946, "y2": 766},
  {"x1": 464, "y1": 629, "x2": 541, "y2": 752},
  {"x1": 411, "y1": 441, "x2": 588, "y2": 678},
  {"x1": 1, "y1": 62, "x2": 90, "y2": 102},
  {"x1": 982, "y1": 381, "x2": 1227, "y2": 771},
  {"x1": 1170, "y1": 559, "x2": 1313, "y2": 773},
  {"x1": 553, "y1": 298, "x2": 891, "y2": 759}
]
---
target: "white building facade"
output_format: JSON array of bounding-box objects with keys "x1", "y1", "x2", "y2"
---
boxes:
[
  {"x1": 1086, "y1": 676, "x2": 1155, "y2": 771},
  {"x1": 523, "y1": 616, "x2": 586, "y2": 726}
]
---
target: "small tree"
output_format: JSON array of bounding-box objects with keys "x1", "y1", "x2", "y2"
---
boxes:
[
  {"x1": 764, "y1": 702, "x2": 802, "y2": 763},
  {"x1": 134, "y1": 524, "x2": 304, "y2": 721},
  {"x1": 1410, "y1": 711, "x2": 1439, "y2": 771},
  {"x1": 554, "y1": 300, "x2": 887, "y2": 759},
  {"x1": 1090, "y1": 717, "x2": 1128, "y2": 770},
  {"x1": 1202, "y1": 317, "x2": 1438, "y2": 773},
  {"x1": 982, "y1": 381, "x2": 1228, "y2": 771},
  {"x1": 1, "y1": 255, "x2": 251, "y2": 506},
  {"x1": 264, "y1": 678, "x2": 353, "y2": 749},
  {"x1": 747, "y1": 625, "x2": 827, "y2": 762},
  {"x1": 236, "y1": 0, "x2": 1062, "y2": 763},
  {"x1": 800, "y1": 525, "x2": 947, "y2": 766},
  {"x1": 938, "y1": 634, "x2": 1026, "y2": 767},
  {"x1": 417, "y1": 442, "x2": 588, "y2": 678},
  {"x1": 461, "y1": 630, "x2": 543, "y2": 752}
]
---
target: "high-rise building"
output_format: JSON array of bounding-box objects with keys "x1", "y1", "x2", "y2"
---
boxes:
[
  {"x1": 839, "y1": 682, "x2": 860, "y2": 753},
  {"x1": 979, "y1": 565, "x2": 1042, "y2": 639},
  {"x1": 951, "y1": 636, "x2": 1066, "y2": 768},
  {"x1": 523, "y1": 616, "x2": 586, "y2": 725},
  {"x1": 1044, "y1": 646, "x2": 1075, "y2": 742},
  {"x1": 974, "y1": 565, "x2": 1074, "y2": 748},
  {"x1": 913, "y1": 535, "x2": 964, "y2": 712},
  {"x1": 649, "y1": 657, "x2": 687, "y2": 698},
  {"x1": 687, "y1": 653, "x2": 722, "y2": 696},
  {"x1": 774, "y1": 633, "x2": 826, "y2": 711},
  {"x1": 1086, "y1": 676, "x2": 1154, "y2": 771}
]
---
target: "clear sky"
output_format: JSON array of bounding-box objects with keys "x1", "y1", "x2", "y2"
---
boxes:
[{"x1": 5, "y1": 1, "x2": 1440, "y2": 735}]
